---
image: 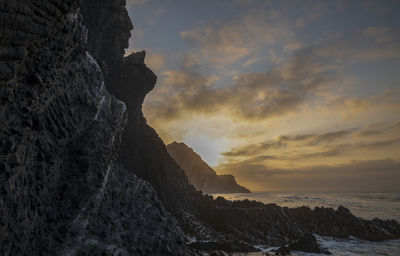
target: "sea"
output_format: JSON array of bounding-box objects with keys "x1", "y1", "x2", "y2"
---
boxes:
[{"x1": 212, "y1": 191, "x2": 400, "y2": 256}]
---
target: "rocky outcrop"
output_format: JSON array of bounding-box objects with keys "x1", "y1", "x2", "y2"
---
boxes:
[
  {"x1": 167, "y1": 142, "x2": 250, "y2": 194},
  {"x1": 273, "y1": 233, "x2": 331, "y2": 255},
  {"x1": 202, "y1": 198, "x2": 400, "y2": 245},
  {"x1": 286, "y1": 233, "x2": 330, "y2": 254},
  {"x1": 104, "y1": 51, "x2": 198, "y2": 212},
  {"x1": 81, "y1": 0, "x2": 132, "y2": 82},
  {"x1": 0, "y1": 1, "x2": 188, "y2": 255}
]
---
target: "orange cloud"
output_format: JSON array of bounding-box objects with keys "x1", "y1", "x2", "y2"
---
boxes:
[{"x1": 216, "y1": 159, "x2": 400, "y2": 192}]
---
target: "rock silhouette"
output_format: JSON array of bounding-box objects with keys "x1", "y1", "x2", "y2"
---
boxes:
[{"x1": 167, "y1": 141, "x2": 250, "y2": 194}]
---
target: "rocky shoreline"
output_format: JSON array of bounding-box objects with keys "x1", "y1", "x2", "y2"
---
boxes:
[{"x1": 1, "y1": 0, "x2": 400, "y2": 255}]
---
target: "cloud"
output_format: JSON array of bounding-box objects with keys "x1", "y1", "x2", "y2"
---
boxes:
[
  {"x1": 312, "y1": 27, "x2": 400, "y2": 62},
  {"x1": 143, "y1": 2, "x2": 400, "y2": 132},
  {"x1": 145, "y1": 44, "x2": 339, "y2": 123},
  {"x1": 221, "y1": 124, "x2": 400, "y2": 161},
  {"x1": 222, "y1": 141, "x2": 286, "y2": 157},
  {"x1": 241, "y1": 57, "x2": 260, "y2": 68},
  {"x1": 216, "y1": 158, "x2": 400, "y2": 191},
  {"x1": 323, "y1": 91, "x2": 400, "y2": 121},
  {"x1": 356, "y1": 120, "x2": 400, "y2": 137},
  {"x1": 144, "y1": 70, "x2": 223, "y2": 121},
  {"x1": 242, "y1": 155, "x2": 279, "y2": 163},
  {"x1": 295, "y1": 13, "x2": 321, "y2": 28},
  {"x1": 129, "y1": 0, "x2": 400, "y2": 192},
  {"x1": 145, "y1": 25, "x2": 400, "y2": 127},
  {"x1": 145, "y1": 52, "x2": 165, "y2": 71},
  {"x1": 235, "y1": 0, "x2": 254, "y2": 5},
  {"x1": 221, "y1": 130, "x2": 349, "y2": 158},
  {"x1": 180, "y1": 10, "x2": 292, "y2": 66},
  {"x1": 127, "y1": 0, "x2": 149, "y2": 6},
  {"x1": 284, "y1": 41, "x2": 302, "y2": 52},
  {"x1": 278, "y1": 129, "x2": 353, "y2": 145}
]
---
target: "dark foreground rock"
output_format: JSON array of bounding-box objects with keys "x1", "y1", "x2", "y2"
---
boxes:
[
  {"x1": 0, "y1": 0, "x2": 189, "y2": 255},
  {"x1": 209, "y1": 251, "x2": 229, "y2": 256},
  {"x1": 288, "y1": 233, "x2": 330, "y2": 254},
  {"x1": 189, "y1": 241, "x2": 259, "y2": 253},
  {"x1": 201, "y1": 198, "x2": 400, "y2": 245},
  {"x1": 274, "y1": 233, "x2": 330, "y2": 255},
  {"x1": 167, "y1": 141, "x2": 250, "y2": 194}
]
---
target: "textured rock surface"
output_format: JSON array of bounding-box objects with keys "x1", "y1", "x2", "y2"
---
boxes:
[
  {"x1": 0, "y1": 0, "x2": 189, "y2": 255},
  {"x1": 104, "y1": 51, "x2": 199, "y2": 212},
  {"x1": 204, "y1": 198, "x2": 400, "y2": 245},
  {"x1": 81, "y1": 0, "x2": 132, "y2": 81},
  {"x1": 167, "y1": 142, "x2": 250, "y2": 194},
  {"x1": 287, "y1": 233, "x2": 330, "y2": 254}
]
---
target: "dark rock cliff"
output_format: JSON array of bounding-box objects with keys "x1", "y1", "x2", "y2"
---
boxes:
[
  {"x1": 0, "y1": 1, "x2": 188, "y2": 255},
  {"x1": 167, "y1": 142, "x2": 250, "y2": 194},
  {"x1": 79, "y1": 0, "x2": 198, "y2": 213}
]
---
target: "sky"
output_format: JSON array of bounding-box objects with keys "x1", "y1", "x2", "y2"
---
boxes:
[{"x1": 125, "y1": 0, "x2": 400, "y2": 192}]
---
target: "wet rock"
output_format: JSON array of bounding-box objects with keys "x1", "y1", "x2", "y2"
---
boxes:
[
  {"x1": 273, "y1": 246, "x2": 290, "y2": 256},
  {"x1": 288, "y1": 233, "x2": 330, "y2": 254},
  {"x1": 209, "y1": 251, "x2": 228, "y2": 256},
  {"x1": 188, "y1": 241, "x2": 259, "y2": 253},
  {"x1": 274, "y1": 233, "x2": 330, "y2": 255}
]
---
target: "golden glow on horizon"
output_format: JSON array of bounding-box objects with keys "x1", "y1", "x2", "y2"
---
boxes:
[{"x1": 128, "y1": 1, "x2": 400, "y2": 192}]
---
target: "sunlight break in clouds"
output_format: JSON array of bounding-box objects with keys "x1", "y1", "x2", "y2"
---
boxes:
[{"x1": 128, "y1": 0, "x2": 400, "y2": 191}]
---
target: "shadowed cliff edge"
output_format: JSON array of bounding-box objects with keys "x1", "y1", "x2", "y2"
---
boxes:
[{"x1": 1, "y1": 0, "x2": 400, "y2": 255}]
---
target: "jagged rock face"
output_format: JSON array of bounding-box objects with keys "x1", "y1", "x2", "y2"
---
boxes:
[
  {"x1": 99, "y1": 51, "x2": 199, "y2": 212},
  {"x1": 0, "y1": 1, "x2": 189, "y2": 255},
  {"x1": 81, "y1": 0, "x2": 132, "y2": 79},
  {"x1": 62, "y1": 165, "x2": 188, "y2": 256},
  {"x1": 167, "y1": 142, "x2": 250, "y2": 194},
  {"x1": 206, "y1": 198, "x2": 400, "y2": 245},
  {"x1": 286, "y1": 233, "x2": 330, "y2": 254},
  {"x1": 79, "y1": 0, "x2": 198, "y2": 212}
]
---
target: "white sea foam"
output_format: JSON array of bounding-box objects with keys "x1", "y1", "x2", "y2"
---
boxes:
[{"x1": 291, "y1": 235, "x2": 400, "y2": 256}]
